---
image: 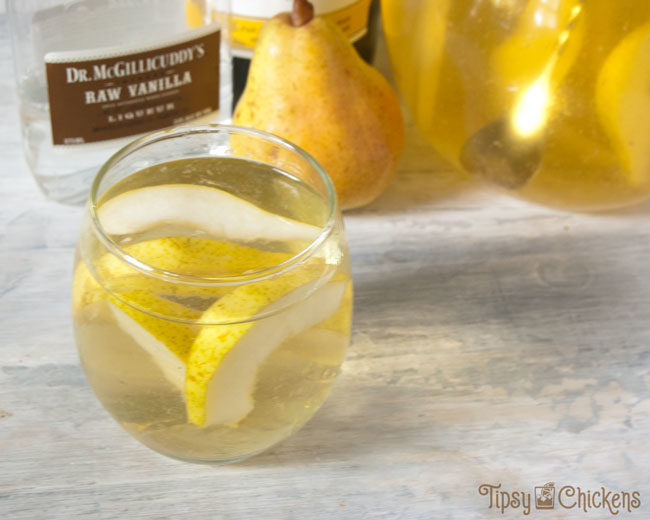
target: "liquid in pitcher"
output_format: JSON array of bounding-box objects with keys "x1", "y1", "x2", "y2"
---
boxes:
[{"x1": 383, "y1": 0, "x2": 650, "y2": 210}]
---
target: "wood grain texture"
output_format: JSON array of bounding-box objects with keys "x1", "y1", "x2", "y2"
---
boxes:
[{"x1": 1, "y1": 15, "x2": 649, "y2": 520}]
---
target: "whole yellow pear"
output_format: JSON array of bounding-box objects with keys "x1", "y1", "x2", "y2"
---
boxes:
[{"x1": 233, "y1": 0, "x2": 404, "y2": 210}]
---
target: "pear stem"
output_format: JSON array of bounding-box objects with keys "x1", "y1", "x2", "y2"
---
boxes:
[{"x1": 291, "y1": 0, "x2": 314, "y2": 26}]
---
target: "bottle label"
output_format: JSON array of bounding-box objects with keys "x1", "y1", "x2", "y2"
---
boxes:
[
  {"x1": 231, "y1": 0, "x2": 371, "y2": 58},
  {"x1": 44, "y1": 23, "x2": 220, "y2": 146}
]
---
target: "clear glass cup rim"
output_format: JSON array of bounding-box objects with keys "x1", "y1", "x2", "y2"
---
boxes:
[{"x1": 87, "y1": 124, "x2": 339, "y2": 287}]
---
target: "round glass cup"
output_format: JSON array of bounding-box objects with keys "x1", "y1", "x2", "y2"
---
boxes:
[{"x1": 72, "y1": 125, "x2": 353, "y2": 464}]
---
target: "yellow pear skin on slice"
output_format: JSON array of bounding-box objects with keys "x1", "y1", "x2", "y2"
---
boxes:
[
  {"x1": 117, "y1": 237, "x2": 292, "y2": 277},
  {"x1": 98, "y1": 184, "x2": 320, "y2": 242},
  {"x1": 75, "y1": 237, "x2": 294, "y2": 309},
  {"x1": 100, "y1": 237, "x2": 292, "y2": 299},
  {"x1": 72, "y1": 262, "x2": 102, "y2": 314},
  {"x1": 106, "y1": 290, "x2": 200, "y2": 391},
  {"x1": 186, "y1": 279, "x2": 347, "y2": 427}
]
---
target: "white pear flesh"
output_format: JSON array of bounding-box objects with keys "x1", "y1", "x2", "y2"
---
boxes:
[
  {"x1": 106, "y1": 301, "x2": 186, "y2": 391},
  {"x1": 203, "y1": 281, "x2": 347, "y2": 426},
  {"x1": 98, "y1": 184, "x2": 321, "y2": 243}
]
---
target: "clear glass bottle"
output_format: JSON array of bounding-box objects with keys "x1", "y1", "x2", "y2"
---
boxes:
[
  {"x1": 8, "y1": 0, "x2": 232, "y2": 205},
  {"x1": 230, "y1": 0, "x2": 379, "y2": 106}
]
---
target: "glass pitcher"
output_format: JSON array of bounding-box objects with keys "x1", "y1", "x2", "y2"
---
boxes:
[{"x1": 382, "y1": 0, "x2": 650, "y2": 210}]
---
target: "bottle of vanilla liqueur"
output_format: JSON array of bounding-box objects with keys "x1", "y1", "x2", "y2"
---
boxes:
[
  {"x1": 230, "y1": 0, "x2": 379, "y2": 105},
  {"x1": 8, "y1": 0, "x2": 232, "y2": 205}
]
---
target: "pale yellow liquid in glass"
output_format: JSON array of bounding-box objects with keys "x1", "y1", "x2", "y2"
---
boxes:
[
  {"x1": 73, "y1": 158, "x2": 352, "y2": 462},
  {"x1": 382, "y1": 0, "x2": 650, "y2": 210}
]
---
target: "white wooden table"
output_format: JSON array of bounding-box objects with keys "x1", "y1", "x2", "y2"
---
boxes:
[{"x1": 1, "y1": 15, "x2": 649, "y2": 519}]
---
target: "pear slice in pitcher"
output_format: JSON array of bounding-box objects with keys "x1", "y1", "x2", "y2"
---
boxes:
[
  {"x1": 185, "y1": 273, "x2": 347, "y2": 427},
  {"x1": 98, "y1": 184, "x2": 321, "y2": 243},
  {"x1": 596, "y1": 22, "x2": 650, "y2": 187}
]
